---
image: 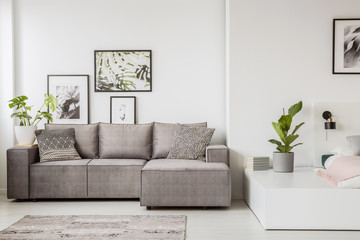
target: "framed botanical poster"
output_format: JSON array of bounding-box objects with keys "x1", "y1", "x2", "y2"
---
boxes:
[
  {"x1": 110, "y1": 96, "x2": 136, "y2": 124},
  {"x1": 333, "y1": 18, "x2": 360, "y2": 74},
  {"x1": 47, "y1": 75, "x2": 89, "y2": 124},
  {"x1": 95, "y1": 50, "x2": 152, "y2": 92}
]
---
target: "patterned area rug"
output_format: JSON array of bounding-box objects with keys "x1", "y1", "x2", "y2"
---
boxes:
[{"x1": 0, "y1": 215, "x2": 187, "y2": 240}]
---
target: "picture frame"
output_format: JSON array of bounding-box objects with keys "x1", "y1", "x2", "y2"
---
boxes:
[
  {"x1": 47, "y1": 75, "x2": 89, "y2": 124},
  {"x1": 94, "y1": 50, "x2": 152, "y2": 92},
  {"x1": 110, "y1": 96, "x2": 136, "y2": 124},
  {"x1": 333, "y1": 18, "x2": 360, "y2": 74}
]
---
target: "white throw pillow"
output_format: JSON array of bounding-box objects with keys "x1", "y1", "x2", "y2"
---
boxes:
[
  {"x1": 331, "y1": 145, "x2": 355, "y2": 156},
  {"x1": 346, "y1": 135, "x2": 360, "y2": 155}
]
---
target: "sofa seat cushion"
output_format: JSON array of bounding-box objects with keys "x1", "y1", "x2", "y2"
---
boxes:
[
  {"x1": 88, "y1": 159, "x2": 147, "y2": 198},
  {"x1": 30, "y1": 159, "x2": 91, "y2": 198},
  {"x1": 31, "y1": 159, "x2": 91, "y2": 166},
  {"x1": 99, "y1": 123, "x2": 153, "y2": 160},
  {"x1": 45, "y1": 123, "x2": 99, "y2": 159},
  {"x1": 141, "y1": 159, "x2": 231, "y2": 207},
  {"x1": 142, "y1": 159, "x2": 229, "y2": 171}
]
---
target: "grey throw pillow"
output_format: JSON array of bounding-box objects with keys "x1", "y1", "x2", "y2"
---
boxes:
[
  {"x1": 35, "y1": 128, "x2": 81, "y2": 162},
  {"x1": 346, "y1": 135, "x2": 360, "y2": 155},
  {"x1": 152, "y1": 122, "x2": 207, "y2": 159},
  {"x1": 45, "y1": 123, "x2": 99, "y2": 159},
  {"x1": 167, "y1": 124, "x2": 215, "y2": 160}
]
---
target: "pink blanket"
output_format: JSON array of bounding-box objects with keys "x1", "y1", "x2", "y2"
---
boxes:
[{"x1": 317, "y1": 156, "x2": 360, "y2": 186}]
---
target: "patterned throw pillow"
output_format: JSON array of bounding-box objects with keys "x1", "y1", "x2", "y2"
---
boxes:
[
  {"x1": 35, "y1": 128, "x2": 81, "y2": 162},
  {"x1": 167, "y1": 124, "x2": 215, "y2": 160}
]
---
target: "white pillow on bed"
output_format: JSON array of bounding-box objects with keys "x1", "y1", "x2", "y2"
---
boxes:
[
  {"x1": 347, "y1": 135, "x2": 360, "y2": 155},
  {"x1": 331, "y1": 145, "x2": 355, "y2": 156}
]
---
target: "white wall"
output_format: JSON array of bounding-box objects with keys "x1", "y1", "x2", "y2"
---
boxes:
[
  {"x1": 314, "y1": 102, "x2": 360, "y2": 167},
  {"x1": 227, "y1": 0, "x2": 360, "y2": 199},
  {"x1": 14, "y1": 0, "x2": 226, "y2": 142},
  {"x1": 0, "y1": 0, "x2": 14, "y2": 194}
]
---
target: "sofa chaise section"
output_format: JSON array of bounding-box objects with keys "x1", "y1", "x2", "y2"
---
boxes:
[{"x1": 141, "y1": 145, "x2": 231, "y2": 208}]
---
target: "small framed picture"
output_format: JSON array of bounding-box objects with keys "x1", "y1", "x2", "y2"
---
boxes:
[
  {"x1": 110, "y1": 96, "x2": 136, "y2": 124},
  {"x1": 95, "y1": 50, "x2": 152, "y2": 92},
  {"x1": 333, "y1": 18, "x2": 360, "y2": 74},
  {"x1": 47, "y1": 75, "x2": 89, "y2": 124}
]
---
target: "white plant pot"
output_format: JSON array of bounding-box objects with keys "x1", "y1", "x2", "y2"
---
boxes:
[{"x1": 14, "y1": 126, "x2": 37, "y2": 145}]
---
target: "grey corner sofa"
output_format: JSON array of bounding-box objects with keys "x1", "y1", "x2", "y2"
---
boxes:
[{"x1": 7, "y1": 122, "x2": 231, "y2": 209}]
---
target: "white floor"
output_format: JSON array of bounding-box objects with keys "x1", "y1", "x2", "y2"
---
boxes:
[{"x1": 0, "y1": 196, "x2": 359, "y2": 240}]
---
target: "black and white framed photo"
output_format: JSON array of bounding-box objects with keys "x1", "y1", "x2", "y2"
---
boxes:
[
  {"x1": 110, "y1": 96, "x2": 136, "y2": 124},
  {"x1": 333, "y1": 18, "x2": 360, "y2": 74},
  {"x1": 47, "y1": 75, "x2": 89, "y2": 124},
  {"x1": 95, "y1": 50, "x2": 152, "y2": 92}
]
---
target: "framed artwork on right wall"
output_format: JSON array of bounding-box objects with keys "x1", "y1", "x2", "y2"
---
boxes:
[{"x1": 333, "y1": 18, "x2": 360, "y2": 74}]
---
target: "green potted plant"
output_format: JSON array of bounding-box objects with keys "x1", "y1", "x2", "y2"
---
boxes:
[
  {"x1": 268, "y1": 101, "x2": 304, "y2": 172},
  {"x1": 9, "y1": 94, "x2": 58, "y2": 145}
]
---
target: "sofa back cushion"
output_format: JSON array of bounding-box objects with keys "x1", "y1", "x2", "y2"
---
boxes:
[
  {"x1": 152, "y1": 122, "x2": 207, "y2": 159},
  {"x1": 45, "y1": 123, "x2": 99, "y2": 159},
  {"x1": 99, "y1": 122, "x2": 153, "y2": 159}
]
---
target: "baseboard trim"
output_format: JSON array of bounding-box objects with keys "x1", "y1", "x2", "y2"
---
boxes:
[
  {"x1": 232, "y1": 194, "x2": 243, "y2": 200},
  {"x1": 0, "y1": 189, "x2": 7, "y2": 196}
]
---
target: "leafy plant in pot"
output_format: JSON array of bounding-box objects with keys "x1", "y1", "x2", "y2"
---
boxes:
[
  {"x1": 268, "y1": 101, "x2": 304, "y2": 172},
  {"x1": 9, "y1": 94, "x2": 58, "y2": 145}
]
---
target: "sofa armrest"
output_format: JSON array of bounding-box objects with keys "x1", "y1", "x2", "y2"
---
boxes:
[
  {"x1": 206, "y1": 145, "x2": 229, "y2": 166},
  {"x1": 7, "y1": 146, "x2": 40, "y2": 199}
]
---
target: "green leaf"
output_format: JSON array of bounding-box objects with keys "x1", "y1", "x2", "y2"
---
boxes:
[
  {"x1": 41, "y1": 111, "x2": 52, "y2": 119},
  {"x1": 291, "y1": 122, "x2": 305, "y2": 135},
  {"x1": 278, "y1": 115, "x2": 292, "y2": 132},
  {"x1": 283, "y1": 134, "x2": 299, "y2": 146},
  {"x1": 23, "y1": 113, "x2": 32, "y2": 119},
  {"x1": 288, "y1": 101, "x2": 302, "y2": 117},
  {"x1": 272, "y1": 122, "x2": 287, "y2": 143},
  {"x1": 47, "y1": 116, "x2": 54, "y2": 123},
  {"x1": 10, "y1": 112, "x2": 19, "y2": 118},
  {"x1": 268, "y1": 139, "x2": 282, "y2": 146},
  {"x1": 277, "y1": 145, "x2": 292, "y2": 153},
  {"x1": 11, "y1": 112, "x2": 31, "y2": 120},
  {"x1": 291, "y1": 143, "x2": 303, "y2": 149},
  {"x1": 8, "y1": 95, "x2": 28, "y2": 110}
]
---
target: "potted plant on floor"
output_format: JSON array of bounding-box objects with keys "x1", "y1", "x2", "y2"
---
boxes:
[
  {"x1": 268, "y1": 101, "x2": 304, "y2": 172},
  {"x1": 8, "y1": 94, "x2": 58, "y2": 145}
]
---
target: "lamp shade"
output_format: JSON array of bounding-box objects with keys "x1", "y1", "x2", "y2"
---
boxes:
[{"x1": 325, "y1": 122, "x2": 336, "y2": 130}]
